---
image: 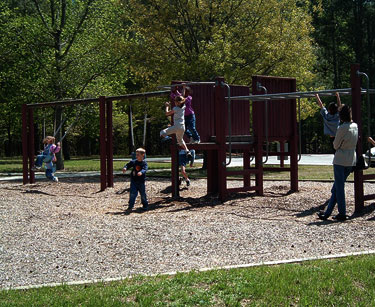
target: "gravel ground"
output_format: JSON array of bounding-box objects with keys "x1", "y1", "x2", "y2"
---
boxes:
[{"x1": 1, "y1": 176, "x2": 375, "y2": 289}]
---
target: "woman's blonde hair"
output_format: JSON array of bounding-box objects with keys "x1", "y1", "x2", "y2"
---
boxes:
[{"x1": 43, "y1": 136, "x2": 55, "y2": 144}]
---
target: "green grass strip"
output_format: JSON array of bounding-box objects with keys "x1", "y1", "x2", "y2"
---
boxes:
[{"x1": 1, "y1": 254, "x2": 375, "y2": 306}]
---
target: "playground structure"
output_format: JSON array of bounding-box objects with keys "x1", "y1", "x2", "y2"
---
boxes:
[{"x1": 22, "y1": 64, "x2": 375, "y2": 213}]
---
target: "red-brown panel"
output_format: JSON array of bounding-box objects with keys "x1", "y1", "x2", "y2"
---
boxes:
[
  {"x1": 171, "y1": 82, "x2": 250, "y2": 142},
  {"x1": 252, "y1": 76, "x2": 296, "y2": 138}
]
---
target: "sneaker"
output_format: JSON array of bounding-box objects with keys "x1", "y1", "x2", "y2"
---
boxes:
[
  {"x1": 317, "y1": 211, "x2": 327, "y2": 220},
  {"x1": 188, "y1": 137, "x2": 194, "y2": 144},
  {"x1": 126, "y1": 205, "x2": 134, "y2": 211},
  {"x1": 161, "y1": 136, "x2": 172, "y2": 143},
  {"x1": 141, "y1": 205, "x2": 149, "y2": 211},
  {"x1": 332, "y1": 214, "x2": 348, "y2": 221},
  {"x1": 31, "y1": 166, "x2": 41, "y2": 172},
  {"x1": 53, "y1": 177, "x2": 59, "y2": 182},
  {"x1": 179, "y1": 177, "x2": 183, "y2": 186},
  {"x1": 192, "y1": 139, "x2": 201, "y2": 144},
  {"x1": 186, "y1": 179, "x2": 190, "y2": 187}
]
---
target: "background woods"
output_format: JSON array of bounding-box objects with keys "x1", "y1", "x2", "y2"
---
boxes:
[{"x1": 1, "y1": 0, "x2": 375, "y2": 160}]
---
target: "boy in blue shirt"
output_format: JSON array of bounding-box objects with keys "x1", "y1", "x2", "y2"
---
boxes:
[
  {"x1": 122, "y1": 148, "x2": 148, "y2": 211},
  {"x1": 315, "y1": 92, "x2": 342, "y2": 152}
]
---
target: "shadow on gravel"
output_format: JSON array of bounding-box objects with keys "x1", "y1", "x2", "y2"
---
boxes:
[{"x1": 295, "y1": 200, "x2": 329, "y2": 218}]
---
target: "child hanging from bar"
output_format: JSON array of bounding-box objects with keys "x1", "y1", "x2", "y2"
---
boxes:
[
  {"x1": 122, "y1": 147, "x2": 149, "y2": 211},
  {"x1": 182, "y1": 85, "x2": 200, "y2": 144},
  {"x1": 31, "y1": 136, "x2": 61, "y2": 182},
  {"x1": 315, "y1": 92, "x2": 342, "y2": 152},
  {"x1": 160, "y1": 95, "x2": 193, "y2": 160}
]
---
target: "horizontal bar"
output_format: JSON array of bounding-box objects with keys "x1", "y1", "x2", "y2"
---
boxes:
[
  {"x1": 226, "y1": 186, "x2": 258, "y2": 194},
  {"x1": 158, "y1": 82, "x2": 216, "y2": 89},
  {"x1": 27, "y1": 97, "x2": 100, "y2": 108},
  {"x1": 226, "y1": 88, "x2": 375, "y2": 102},
  {"x1": 363, "y1": 174, "x2": 375, "y2": 180},
  {"x1": 363, "y1": 194, "x2": 375, "y2": 201},
  {"x1": 106, "y1": 90, "x2": 170, "y2": 102},
  {"x1": 27, "y1": 90, "x2": 170, "y2": 108},
  {"x1": 263, "y1": 167, "x2": 291, "y2": 172},
  {"x1": 226, "y1": 169, "x2": 261, "y2": 176}
]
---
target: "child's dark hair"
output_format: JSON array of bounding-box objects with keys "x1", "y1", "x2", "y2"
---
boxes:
[
  {"x1": 175, "y1": 95, "x2": 185, "y2": 106},
  {"x1": 328, "y1": 102, "x2": 338, "y2": 115},
  {"x1": 339, "y1": 104, "x2": 352, "y2": 122}
]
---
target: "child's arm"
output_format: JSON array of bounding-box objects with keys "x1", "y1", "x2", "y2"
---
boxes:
[
  {"x1": 368, "y1": 137, "x2": 375, "y2": 147},
  {"x1": 123, "y1": 160, "x2": 134, "y2": 173},
  {"x1": 315, "y1": 94, "x2": 324, "y2": 109},
  {"x1": 50, "y1": 142, "x2": 61, "y2": 154},
  {"x1": 335, "y1": 92, "x2": 342, "y2": 109},
  {"x1": 137, "y1": 161, "x2": 148, "y2": 176},
  {"x1": 165, "y1": 102, "x2": 174, "y2": 116}
]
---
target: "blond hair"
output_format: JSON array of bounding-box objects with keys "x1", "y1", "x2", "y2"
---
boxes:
[
  {"x1": 136, "y1": 148, "x2": 146, "y2": 154},
  {"x1": 43, "y1": 136, "x2": 55, "y2": 144}
]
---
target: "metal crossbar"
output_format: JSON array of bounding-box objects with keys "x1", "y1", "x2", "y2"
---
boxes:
[
  {"x1": 158, "y1": 82, "x2": 216, "y2": 89},
  {"x1": 226, "y1": 88, "x2": 375, "y2": 101}
]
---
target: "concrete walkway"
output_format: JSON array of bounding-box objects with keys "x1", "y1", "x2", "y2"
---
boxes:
[{"x1": 0, "y1": 154, "x2": 334, "y2": 182}]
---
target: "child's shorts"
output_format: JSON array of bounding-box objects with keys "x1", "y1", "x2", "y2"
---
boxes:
[{"x1": 179, "y1": 152, "x2": 187, "y2": 166}]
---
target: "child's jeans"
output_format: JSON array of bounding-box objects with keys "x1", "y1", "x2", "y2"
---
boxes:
[
  {"x1": 35, "y1": 154, "x2": 46, "y2": 167},
  {"x1": 129, "y1": 181, "x2": 148, "y2": 208},
  {"x1": 160, "y1": 124, "x2": 186, "y2": 147},
  {"x1": 184, "y1": 114, "x2": 200, "y2": 141}
]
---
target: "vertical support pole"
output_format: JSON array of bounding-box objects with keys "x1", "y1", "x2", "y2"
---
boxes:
[
  {"x1": 351, "y1": 63, "x2": 364, "y2": 213},
  {"x1": 99, "y1": 96, "x2": 107, "y2": 191},
  {"x1": 106, "y1": 99, "x2": 114, "y2": 188},
  {"x1": 207, "y1": 150, "x2": 219, "y2": 194},
  {"x1": 243, "y1": 150, "x2": 250, "y2": 187},
  {"x1": 28, "y1": 108, "x2": 35, "y2": 184},
  {"x1": 214, "y1": 77, "x2": 227, "y2": 201},
  {"x1": 252, "y1": 77, "x2": 264, "y2": 196},
  {"x1": 290, "y1": 79, "x2": 298, "y2": 192},
  {"x1": 22, "y1": 104, "x2": 29, "y2": 184},
  {"x1": 171, "y1": 144, "x2": 179, "y2": 198}
]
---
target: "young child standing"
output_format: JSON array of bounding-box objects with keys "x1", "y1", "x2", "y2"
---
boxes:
[
  {"x1": 160, "y1": 95, "x2": 192, "y2": 159},
  {"x1": 122, "y1": 148, "x2": 149, "y2": 211},
  {"x1": 183, "y1": 85, "x2": 200, "y2": 144},
  {"x1": 178, "y1": 148, "x2": 194, "y2": 187},
  {"x1": 31, "y1": 136, "x2": 60, "y2": 182},
  {"x1": 315, "y1": 92, "x2": 342, "y2": 152}
]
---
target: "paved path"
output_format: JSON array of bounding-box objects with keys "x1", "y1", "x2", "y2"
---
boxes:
[{"x1": 0, "y1": 154, "x2": 334, "y2": 182}]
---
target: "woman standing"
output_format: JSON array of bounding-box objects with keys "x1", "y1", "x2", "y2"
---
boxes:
[{"x1": 318, "y1": 105, "x2": 358, "y2": 221}]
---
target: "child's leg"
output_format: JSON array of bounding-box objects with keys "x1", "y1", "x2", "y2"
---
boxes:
[
  {"x1": 35, "y1": 154, "x2": 45, "y2": 167},
  {"x1": 175, "y1": 128, "x2": 189, "y2": 152},
  {"x1": 138, "y1": 182, "x2": 148, "y2": 208},
  {"x1": 128, "y1": 181, "x2": 138, "y2": 209},
  {"x1": 189, "y1": 114, "x2": 200, "y2": 141},
  {"x1": 184, "y1": 115, "x2": 193, "y2": 139},
  {"x1": 181, "y1": 165, "x2": 189, "y2": 181}
]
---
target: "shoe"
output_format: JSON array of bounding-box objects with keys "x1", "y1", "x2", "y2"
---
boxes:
[
  {"x1": 332, "y1": 214, "x2": 348, "y2": 221},
  {"x1": 31, "y1": 166, "x2": 41, "y2": 172},
  {"x1": 192, "y1": 139, "x2": 200, "y2": 144},
  {"x1": 161, "y1": 136, "x2": 172, "y2": 143},
  {"x1": 188, "y1": 137, "x2": 194, "y2": 144},
  {"x1": 126, "y1": 206, "x2": 133, "y2": 211},
  {"x1": 317, "y1": 212, "x2": 327, "y2": 220},
  {"x1": 53, "y1": 177, "x2": 59, "y2": 182},
  {"x1": 179, "y1": 177, "x2": 183, "y2": 186},
  {"x1": 186, "y1": 179, "x2": 190, "y2": 187}
]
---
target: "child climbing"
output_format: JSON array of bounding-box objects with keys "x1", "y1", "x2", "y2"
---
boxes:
[
  {"x1": 315, "y1": 92, "x2": 342, "y2": 152},
  {"x1": 178, "y1": 147, "x2": 196, "y2": 187},
  {"x1": 122, "y1": 147, "x2": 149, "y2": 211},
  {"x1": 183, "y1": 85, "x2": 200, "y2": 144},
  {"x1": 31, "y1": 136, "x2": 60, "y2": 182},
  {"x1": 160, "y1": 95, "x2": 193, "y2": 160}
]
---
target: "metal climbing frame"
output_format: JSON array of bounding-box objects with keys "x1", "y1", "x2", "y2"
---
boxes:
[{"x1": 22, "y1": 90, "x2": 170, "y2": 191}]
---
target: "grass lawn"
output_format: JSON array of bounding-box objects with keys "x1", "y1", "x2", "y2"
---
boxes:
[{"x1": 1, "y1": 254, "x2": 375, "y2": 306}]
